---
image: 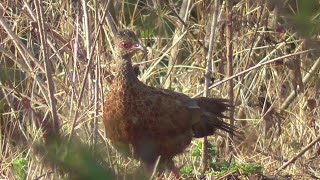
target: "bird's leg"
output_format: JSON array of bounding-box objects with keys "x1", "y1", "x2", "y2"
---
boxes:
[
  {"x1": 170, "y1": 167, "x2": 181, "y2": 179},
  {"x1": 166, "y1": 160, "x2": 186, "y2": 179},
  {"x1": 144, "y1": 158, "x2": 182, "y2": 179},
  {"x1": 142, "y1": 159, "x2": 162, "y2": 179}
]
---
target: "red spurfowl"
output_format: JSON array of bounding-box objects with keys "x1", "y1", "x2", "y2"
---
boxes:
[{"x1": 103, "y1": 30, "x2": 234, "y2": 176}]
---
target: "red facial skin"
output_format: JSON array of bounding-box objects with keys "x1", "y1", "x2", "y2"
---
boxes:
[
  {"x1": 119, "y1": 41, "x2": 145, "y2": 57},
  {"x1": 120, "y1": 41, "x2": 133, "y2": 49}
]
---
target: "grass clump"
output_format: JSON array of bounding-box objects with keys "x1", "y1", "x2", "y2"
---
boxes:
[{"x1": 12, "y1": 158, "x2": 28, "y2": 180}]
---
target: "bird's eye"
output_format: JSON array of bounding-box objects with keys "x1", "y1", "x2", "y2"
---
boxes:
[{"x1": 120, "y1": 42, "x2": 132, "y2": 49}]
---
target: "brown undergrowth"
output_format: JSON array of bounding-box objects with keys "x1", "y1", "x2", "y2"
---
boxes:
[{"x1": 0, "y1": 1, "x2": 320, "y2": 179}]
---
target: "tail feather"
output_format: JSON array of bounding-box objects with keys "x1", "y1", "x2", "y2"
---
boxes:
[
  {"x1": 192, "y1": 114, "x2": 235, "y2": 138},
  {"x1": 206, "y1": 114, "x2": 235, "y2": 135},
  {"x1": 193, "y1": 97, "x2": 232, "y2": 115},
  {"x1": 191, "y1": 97, "x2": 235, "y2": 138}
]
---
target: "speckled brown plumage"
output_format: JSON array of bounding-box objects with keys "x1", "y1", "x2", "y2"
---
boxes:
[{"x1": 103, "y1": 30, "x2": 234, "y2": 174}]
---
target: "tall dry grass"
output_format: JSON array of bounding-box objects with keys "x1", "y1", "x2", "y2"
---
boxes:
[{"x1": 0, "y1": 0, "x2": 320, "y2": 179}]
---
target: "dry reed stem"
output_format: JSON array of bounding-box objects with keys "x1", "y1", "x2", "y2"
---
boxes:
[
  {"x1": 193, "y1": 49, "x2": 314, "y2": 98},
  {"x1": 1, "y1": 1, "x2": 319, "y2": 179},
  {"x1": 34, "y1": 0, "x2": 60, "y2": 139}
]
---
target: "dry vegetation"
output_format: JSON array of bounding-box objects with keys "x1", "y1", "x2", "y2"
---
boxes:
[{"x1": 1, "y1": 0, "x2": 320, "y2": 179}]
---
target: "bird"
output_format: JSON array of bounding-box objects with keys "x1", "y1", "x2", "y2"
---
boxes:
[{"x1": 103, "y1": 29, "x2": 234, "y2": 177}]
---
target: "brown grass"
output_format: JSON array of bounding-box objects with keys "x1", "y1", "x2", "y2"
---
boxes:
[{"x1": 1, "y1": 0, "x2": 320, "y2": 179}]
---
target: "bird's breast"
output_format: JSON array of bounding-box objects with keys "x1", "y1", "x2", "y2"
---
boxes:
[{"x1": 103, "y1": 84, "x2": 145, "y2": 142}]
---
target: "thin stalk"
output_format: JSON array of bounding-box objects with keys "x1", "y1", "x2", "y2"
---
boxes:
[
  {"x1": 201, "y1": 0, "x2": 220, "y2": 174},
  {"x1": 68, "y1": 2, "x2": 110, "y2": 141},
  {"x1": 280, "y1": 57, "x2": 320, "y2": 109},
  {"x1": 193, "y1": 49, "x2": 314, "y2": 98},
  {"x1": 35, "y1": 0, "x2": 60, "y2": 138},
  {"x1": 163, "y1": 0, "x2": 191, "y2": 89},
  {"x1": 225, "y1": 0, "x2": 234, "y2": 154}
]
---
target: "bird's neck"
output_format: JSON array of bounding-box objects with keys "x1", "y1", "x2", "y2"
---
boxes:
[{"x1": 115, "y1": 55, "x2": 139, "y2": 85}]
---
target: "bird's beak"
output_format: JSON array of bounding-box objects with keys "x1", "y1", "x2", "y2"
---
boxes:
[
  {"x1": 133, "y1": 43, "x2": 147, "y2": 58},
  {"x1": 133, "y1": 43, "x2": 146, "y2": 53}
]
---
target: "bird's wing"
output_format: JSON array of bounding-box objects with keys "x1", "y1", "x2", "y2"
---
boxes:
[{"x1": 139, "y1": 86, "x2": 200, "y2": 137}]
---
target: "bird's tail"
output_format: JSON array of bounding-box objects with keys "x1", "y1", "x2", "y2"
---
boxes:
[{"x1": 191, "y1": 97, "x2": 236, "y2": 138}]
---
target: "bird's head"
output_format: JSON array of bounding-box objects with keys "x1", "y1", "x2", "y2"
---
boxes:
[{"x1": 114, "y1": 30, "x2": 146, "y2": 59}]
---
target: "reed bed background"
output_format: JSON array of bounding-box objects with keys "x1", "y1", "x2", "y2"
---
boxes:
[{"x1": 0, "y1": 0, "x2": 320, "y2": 179}]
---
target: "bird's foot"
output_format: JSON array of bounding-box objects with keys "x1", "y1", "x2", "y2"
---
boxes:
[{"x1": 169, "y1": 163, "x2": 186, "y2": 179}]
